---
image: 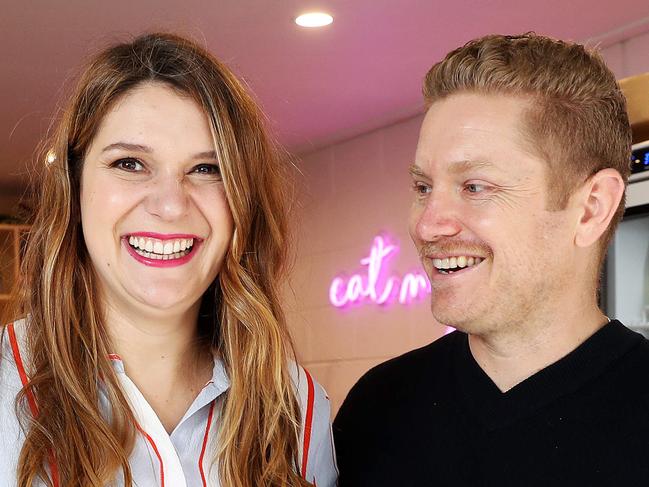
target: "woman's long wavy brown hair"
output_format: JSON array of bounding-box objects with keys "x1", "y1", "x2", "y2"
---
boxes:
[{"x1": 2, "y1": 32, "x2": 310, "y2": 487}]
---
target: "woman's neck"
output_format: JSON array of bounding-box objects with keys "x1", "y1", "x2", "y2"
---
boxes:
[
  {"x1": 106, "y1": 300, "x2": 203, "y2": 368},
  {"x1": 104, "y1": 301, "x2": 214, "y2": 433}
]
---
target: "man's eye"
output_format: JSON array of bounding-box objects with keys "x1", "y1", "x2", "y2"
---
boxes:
[
  {"x1": 412, "y1": 182, "x2": 431, "y2": 195},
  {"x1": 193, "y1": 164, "x2": 221, "y2": 176},
  {"x1": 465, "y1": 183, "x2": 487, "y2": 194},
  {"x1": 112, "y1": 158, "x2": 143, "y2": 172}
]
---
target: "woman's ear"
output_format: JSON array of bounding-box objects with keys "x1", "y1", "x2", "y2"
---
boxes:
[{"x1": 574, "y1": 168, "x2": 625, "y2": 248}]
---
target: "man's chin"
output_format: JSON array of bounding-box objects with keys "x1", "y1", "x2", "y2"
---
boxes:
[{"x1": 431, "y1": 305, "x2": 480, "y2": 335}]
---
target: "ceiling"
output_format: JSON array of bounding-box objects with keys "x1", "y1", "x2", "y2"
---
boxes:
[{"x1": 2, "y1": 0, "x2": 649, "y2": 193}]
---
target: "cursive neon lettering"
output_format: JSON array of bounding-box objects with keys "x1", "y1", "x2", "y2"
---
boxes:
[
  {"x1": 329, "y1": 277, "x2": 347, "y2": 307},
  {"x1": 360, "y1": 238, "x2": 397, "y2": 300},
  {"x1": 399, "y1": 273, "x2": 430, "y2": 304},
  {"x1": 329, "y1": 235, "x2": 431, "y2": 308},
  {"x1": 347, "y1": 274, "x2": 365, "y2": 301}
]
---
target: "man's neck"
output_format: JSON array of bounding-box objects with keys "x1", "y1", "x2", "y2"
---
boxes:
[{"x1": 467, "y1": 305, "x2": 609, "y2": 392}]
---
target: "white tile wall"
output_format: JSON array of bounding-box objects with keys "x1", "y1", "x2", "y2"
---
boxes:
[{"x1": 288, "y1": 114, "x2": 446, "y2": 417}]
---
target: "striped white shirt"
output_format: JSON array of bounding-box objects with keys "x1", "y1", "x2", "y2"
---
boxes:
[{"x1": 0, "y1": 319, "x2": 338, "y2": 486}]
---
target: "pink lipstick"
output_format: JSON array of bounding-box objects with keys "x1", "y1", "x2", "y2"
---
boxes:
[{"x1": 123, "y1": 232, "x2": 201, "y2": 268}]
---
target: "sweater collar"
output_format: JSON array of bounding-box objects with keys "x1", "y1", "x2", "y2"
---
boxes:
[{"x1": 453, "y1": 320, "x2": 643, "y2": 430}]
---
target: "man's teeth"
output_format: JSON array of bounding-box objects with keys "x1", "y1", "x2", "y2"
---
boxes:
[
  {"x1": 432, "y1": 256, "x2": 483, "y2": 273},
  {"x1": 128, "y1": 236, "x2": 194, "y2": 260}
]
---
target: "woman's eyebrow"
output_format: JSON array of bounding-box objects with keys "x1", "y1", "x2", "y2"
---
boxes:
[
  {"x1": 101, "y1": 142, "x2": 152, "y2": 153},
  {"x1": 101, "y1": 143, "x2": 217, "y2": 160},
  {"x1": 193, "y1": 150, "x2": 218, "y2": 159}
]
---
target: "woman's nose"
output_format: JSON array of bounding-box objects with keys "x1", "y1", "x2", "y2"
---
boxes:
[{"x1": 143, "y1": 174, "x2": 190, "y2": 221}]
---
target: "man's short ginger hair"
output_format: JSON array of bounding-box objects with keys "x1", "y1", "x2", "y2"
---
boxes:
[{"x1": 423, "y1": 33, "x2": 632, "y2": 261}]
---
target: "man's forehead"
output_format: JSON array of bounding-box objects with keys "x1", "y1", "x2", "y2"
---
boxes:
[
  {"x1": 419, "y1": 92, "x2": 533, "y2": 139},
  {"x1": 414, "y1": 94, "x2": 545, "y2": 175},
  {"x1": 409, "y1": 158, "x2": 500, "y2": 178}
]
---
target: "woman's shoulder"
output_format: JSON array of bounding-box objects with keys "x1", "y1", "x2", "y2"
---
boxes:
[
  {"x1": 289, "y1": 360, "x2": 338, "y2": 485},
  {"x1": 1, "y1": 318, "x2": 29, "y2": 372},
  {"x1": 0, "y1": 318, "x2": 29, "y2": 403},
  {"x1": 0, "y1": 319, "x2": 28, "y2": 485},
  {"x1": 289, "y1": 360, "x2": 331, "y2": 423}
]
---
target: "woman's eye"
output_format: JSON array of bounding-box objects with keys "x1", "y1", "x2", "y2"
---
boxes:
[
  {"x1": 112, "y1": 158, "x2": 143, "y2": 172},
  {"x1": 192, "y1": 164, "x2": 221, "y2": 176}
]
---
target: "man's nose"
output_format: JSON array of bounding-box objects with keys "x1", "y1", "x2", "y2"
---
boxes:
[
  {"x1": 412, "y1": 189, "x2": 462, "y2": 242},
  {"x1": 143, "y1": 173, "x2": 190, "y2": 221}
]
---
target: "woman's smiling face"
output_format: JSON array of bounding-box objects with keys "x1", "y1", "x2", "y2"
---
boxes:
[{"x1": 80, "y1": 82, "x2": 233, "y2": 318}]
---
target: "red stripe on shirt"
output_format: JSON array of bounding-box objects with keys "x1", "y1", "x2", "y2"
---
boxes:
[
  {"x1": 47, "y1": 452, "x2": 61, "y2": 487},
  {"x1": 7, "y1": 322, "x2": 61, "y2": 487},
  {"x1": 301, "y1": 367, "x2": 315, "y2": 480},
  {"x1": 199, "y1": 401, "x2": 216, "y2": 486},
  {"x1": 136, "y1": 422, "x2": 165, "y2": 487},
  {"x1": 108, "y1": 352, "x2": 169, "y2": 486},
  {"x1": 7, "y1": 322, "x2": 38, "y2": 417}
]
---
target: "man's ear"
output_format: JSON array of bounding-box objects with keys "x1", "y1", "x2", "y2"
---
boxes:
[{"x1": 574, "y1": 168, "x2": 625, "y2": 248}]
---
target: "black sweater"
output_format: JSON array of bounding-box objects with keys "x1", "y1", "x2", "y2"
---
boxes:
[{"x1": 333, "y1": 321, "x2": 649, "y2": 486}]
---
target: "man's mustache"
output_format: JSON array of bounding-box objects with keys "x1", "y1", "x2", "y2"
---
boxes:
[{"x1": 418, "y1": 239, "x2": 492, "y2": 259}]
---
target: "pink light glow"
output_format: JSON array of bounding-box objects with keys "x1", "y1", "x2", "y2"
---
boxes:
[{"x1": 329, "y1": 235, "x2": 431, "y2": 308}]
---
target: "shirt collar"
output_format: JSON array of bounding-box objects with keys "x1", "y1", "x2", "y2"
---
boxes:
[{"x1": 107, "y1": 352, "x2": 231, "y2": 399}]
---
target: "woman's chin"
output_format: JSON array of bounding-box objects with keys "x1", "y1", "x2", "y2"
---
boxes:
[{"x1": 128, "y1": 288, "x2": 198, "y2": 315}]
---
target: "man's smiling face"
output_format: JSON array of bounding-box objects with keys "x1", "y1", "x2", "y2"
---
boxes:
[{"x1": 409, "y1": 92, "x2": 578, "y2": 335}]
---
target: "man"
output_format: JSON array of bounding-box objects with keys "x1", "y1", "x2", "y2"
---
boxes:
[{"x1": 333, "y1": 33, "x2": 649, "y2": 486}]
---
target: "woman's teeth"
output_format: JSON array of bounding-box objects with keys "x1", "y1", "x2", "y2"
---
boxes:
[
  {"x1": 433, "y1": 256, "x2": 483, "y2": 274},
  {"x1": 128, "y1": 236, "x2": 194, "y2": 260}
]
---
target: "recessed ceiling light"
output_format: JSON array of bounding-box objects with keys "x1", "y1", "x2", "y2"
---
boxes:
[{"x1": 295, "y1": 12, "x2": 333, "y2": 28}]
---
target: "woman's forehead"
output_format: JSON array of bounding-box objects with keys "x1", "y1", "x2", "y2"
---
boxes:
[{"x1": 89, "y1": 83, "x2": 213, "y2": 153}]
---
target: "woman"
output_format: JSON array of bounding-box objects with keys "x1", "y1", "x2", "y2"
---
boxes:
[{"x1": 0, "y1": 33, "x2": 337, "y2": 486}]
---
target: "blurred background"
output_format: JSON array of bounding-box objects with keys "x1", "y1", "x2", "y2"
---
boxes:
[{"x1": 2, "y1": 0, "x2": 649, "y2": 415}]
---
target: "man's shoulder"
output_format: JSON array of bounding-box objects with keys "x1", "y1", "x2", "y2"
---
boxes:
[
  {"x1": 347, "y1": 330, "x2": 462, "y2": 402},
  {"x1": 613, "y1": 327, "x2": 649, "y2": 378},
  {"x1": 605, "y1": 321, "x2": 649, "y2": 366},
  {"x1": 574, "y1": 322, "x2": 649, "y2": 403},
  {"x1": 333, "y1": 330, "x2": 463, "y2": 454},
  {"x1": 628, "y1": 332, "x2": 649, "y2": 358}
]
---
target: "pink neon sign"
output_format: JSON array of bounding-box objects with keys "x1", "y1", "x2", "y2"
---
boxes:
[{"x1": 329, "y1": 235, "x2": 431, "y2": 308}]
